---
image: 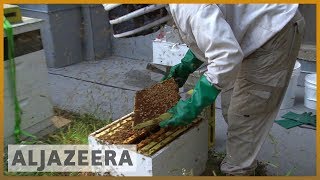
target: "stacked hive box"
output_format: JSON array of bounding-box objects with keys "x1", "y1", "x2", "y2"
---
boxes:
[
  {"x1": 4, "y1": 17, "x2": 54, "y2": 143},
  {"x1": 88, "y1": 113, "x2": 208, "y2": 176}
]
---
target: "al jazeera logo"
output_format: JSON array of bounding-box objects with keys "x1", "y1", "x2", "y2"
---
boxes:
[{"x1": 7, "y1": 145, "x2": 137, "y2": 172}]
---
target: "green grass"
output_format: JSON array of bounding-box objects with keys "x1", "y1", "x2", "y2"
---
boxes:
[
  {"x1": 43, "y1": 108, "x2": 111, "y2": 144},
  {"x1": 4, "y1": 108, "x2": 111, "y2": 176}
]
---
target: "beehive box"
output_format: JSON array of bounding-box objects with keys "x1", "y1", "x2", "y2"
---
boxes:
[
  {"x1": 183, "y1": 68, "x2": 216, "y2": 149},
  {"x1": 4, "y1": 17, "x2": 54, "y2": 143},
  {"x1": 4, "y1": 4, "x2": 22, "y2": 24},
  {"x1": 88, "y1": 113, "x2": 208, "y2": 176}
]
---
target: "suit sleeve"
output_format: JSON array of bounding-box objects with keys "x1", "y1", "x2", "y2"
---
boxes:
[{"x1": 188, "y1": 5, "x2": 244, "y2": 90}]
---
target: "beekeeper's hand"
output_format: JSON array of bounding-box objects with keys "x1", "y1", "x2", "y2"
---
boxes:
[
  {"x1": 161, "y1": 49, "x2": 203, "y2": 87},
  {"x1": 159, "y1": 75, "x2": 220, "y2": 127}
]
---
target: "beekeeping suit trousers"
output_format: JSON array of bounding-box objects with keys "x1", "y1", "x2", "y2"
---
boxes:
[
  {"x1": 168, "y1": 4, "x2": 305, "y2": 175},
  {"x1": 219, "y1": 12, "x2": 305, "y2": 175}
]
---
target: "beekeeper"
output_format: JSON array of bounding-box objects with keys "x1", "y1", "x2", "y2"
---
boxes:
[{"x1": 104, "y1": 4, "x2": 305, "y2": 175}]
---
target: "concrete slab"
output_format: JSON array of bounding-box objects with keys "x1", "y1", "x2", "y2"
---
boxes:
[
  {"x1": 47, "y1": 56, "x2": 163, "y2": 120},
  {"x1": 48, "y1": 56, "x2": 162, "y2": 91},
  {"x1": 213, "y1": 86, "x2": 316, "y2": 176},
  {"x1": 48, "y1": 74, "x2": 135, "y2": 120},
  {"x1": 111, "y1": 32, "x2": 158, "y2": 61}
]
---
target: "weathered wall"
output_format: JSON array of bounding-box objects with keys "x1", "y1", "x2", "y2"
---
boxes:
[{"x1": 19, "y1": 4, "x2": 112, "y2": 68}]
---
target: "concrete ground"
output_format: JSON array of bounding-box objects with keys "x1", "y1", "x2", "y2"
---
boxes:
[
  {"x1": 214, "y1": 87, "x2": 316, "y2": 176},
  {"x1": 47, "y1": 56, "x2": 316, "y2": 176},
  {"x1": 48, "y1": 56, "x2": 162, "y2": 120}
]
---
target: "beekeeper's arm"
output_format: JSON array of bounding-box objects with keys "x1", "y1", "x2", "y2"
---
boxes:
[
  {"x1": 160, "y1": 5, "x2": 244, "y2": 127},
  {"x1": 161, "y1": 49, "x2": 203, "y2": 88}
]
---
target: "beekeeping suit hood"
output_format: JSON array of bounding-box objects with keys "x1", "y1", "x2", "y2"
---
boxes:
[{"x1": 103, "y1": 4, "x2": 173, "y2": 38}]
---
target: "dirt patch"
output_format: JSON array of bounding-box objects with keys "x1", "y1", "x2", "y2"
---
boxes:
[{"x1": 133, "y1": 78, "x2": 180, "y2": 126}]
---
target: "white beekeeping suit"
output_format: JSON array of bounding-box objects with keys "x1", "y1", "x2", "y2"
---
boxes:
[
  {"x1": 104, "y1": 4, "x2": 305, "y2": 175},
  {"x1": 168, "y1": 4, "x2": 298, "y2": 89},
  {"x1": 169, "y1": 4, "x2": 304, "y2": 175}
]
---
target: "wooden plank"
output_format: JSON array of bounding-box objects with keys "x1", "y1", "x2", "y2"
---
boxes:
[
  {"x1": 91, "y1": 113, "x2": 133, "y2": 137},
  {"x1": 138, "y1": 130, "x2": 175, "y2": 154},
  {"x1": 138, "y1": 142, "x2": 158, "y2": 154},
  {"x1": 95, "y1": 119, "x2": 130, "y2": 138},
  {"x1": 137, "y1": 128, "x2": 166, "y2": 149},
  {"x1": 122, "y1": 130, "x2": 148, "y2": 144},
  {"x1": 51, "y1": 116, "x2": 71, "y2": 128},
  {"x1": 145, "y1": 118, "x2": 203, "y2": 156},
  {"x1": 146, "y1": 127, "x2": 189, "y2": 156},
  {"x1": 133, "y1": 113, "x2": 172, "y2": 130}
]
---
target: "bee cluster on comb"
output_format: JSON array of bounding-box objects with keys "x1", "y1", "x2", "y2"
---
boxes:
[{"x1": 133, "y1": 78, "x2": 180, "y2": 126}]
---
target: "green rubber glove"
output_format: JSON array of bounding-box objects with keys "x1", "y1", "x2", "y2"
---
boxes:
[
  {"x1": 159, "y1": 75, "x2": 220, "y2": 127},
  {"x1": 161, "y1": 49, "x2": 203, "y2": 87}
]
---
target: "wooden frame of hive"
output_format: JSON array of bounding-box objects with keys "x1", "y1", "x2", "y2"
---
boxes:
[
  {"x1": 88, "y1": 111, "x2": 211, "y2": 176},
  {"x1": 89, "y1": 112, "x2": 203, "y2": 156}
]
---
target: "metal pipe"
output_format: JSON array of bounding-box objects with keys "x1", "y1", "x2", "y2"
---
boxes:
[
  {"x1": 103, "y1": 4, "x2": 121, "y2": 11},
  {"x1": 114, "y1": 16, "x2": 171, "y2": 38},
  {"x1": 109, "y1": 4, "x2": 167, "y2": 25}
]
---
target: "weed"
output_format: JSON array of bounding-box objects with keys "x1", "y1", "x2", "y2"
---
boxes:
[{"x1": 285, "y1": 166, "x2": 296, "y2": 176}]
